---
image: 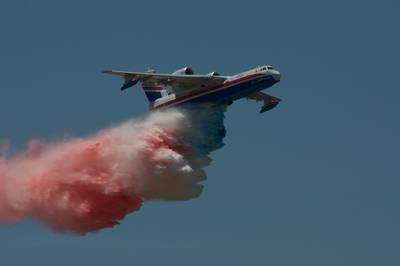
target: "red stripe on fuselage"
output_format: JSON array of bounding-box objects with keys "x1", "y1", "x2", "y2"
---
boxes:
[
  {"x1": 153, "y1": 73, "x2": 261, "y2": 109},
  {"x1": 143, "y1": 86, "x2": 162, "y2": 91}
]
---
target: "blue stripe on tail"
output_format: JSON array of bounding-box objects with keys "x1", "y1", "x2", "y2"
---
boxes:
[
  {"x1": 142, "y1": 84, "x2": 165, "y2": 103},
  {"x1": 144, "y1": 91, "x2": 163, "y2": 102}
]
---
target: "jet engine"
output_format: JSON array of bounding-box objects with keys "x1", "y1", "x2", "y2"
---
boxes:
[
  {"x1": 206, "y1": 71, "x2": 220, "y2": 76},
  {"x1": 172, "y1": 67, "x2": 194, "y2": 75}
]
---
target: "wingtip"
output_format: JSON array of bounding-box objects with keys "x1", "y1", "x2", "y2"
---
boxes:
[{"x1": 102, "y1": 70, "x2": 113, "y2": 74}]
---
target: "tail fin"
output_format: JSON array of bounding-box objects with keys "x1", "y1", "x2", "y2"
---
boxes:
[
  {"x1": 101, "y1": 69, "x2": 169, "y2": 103},
  {"x1": 141, "y1": 83, "x2": 168, "y2": 103}
]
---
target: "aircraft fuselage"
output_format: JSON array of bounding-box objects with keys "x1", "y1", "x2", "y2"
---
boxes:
[{"x1": 152, "y1": 66, "x2": 281, "y2": 110}]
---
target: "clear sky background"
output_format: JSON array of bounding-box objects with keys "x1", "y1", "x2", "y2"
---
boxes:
[{"x1": 0, "y1": 0, "x2": 399, "y2": 265}]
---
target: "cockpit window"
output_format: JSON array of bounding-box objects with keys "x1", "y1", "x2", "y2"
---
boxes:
[
  {"x1": 262, "y1": 67, "x2": 267, "y2": 70},
  {"x1": 267, "y1": 66, "x2": 274, "y2": 70}
]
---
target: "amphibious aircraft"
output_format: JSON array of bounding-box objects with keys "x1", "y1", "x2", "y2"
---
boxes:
[{"x1": 103, "y1": 65, "x2": 281, "y2": 113}]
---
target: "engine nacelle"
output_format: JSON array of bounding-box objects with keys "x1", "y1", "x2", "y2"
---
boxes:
[
  {"x1": 206, "y1": 71, "x2": 220, "y2": 76},
  {"x1": 172, "y1": 67, "x2": 194, "y2": 75}
]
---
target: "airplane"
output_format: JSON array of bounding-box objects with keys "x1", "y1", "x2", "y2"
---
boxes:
[{"x1": 102, "y1": 65, "x2": 281, "y2": 113}]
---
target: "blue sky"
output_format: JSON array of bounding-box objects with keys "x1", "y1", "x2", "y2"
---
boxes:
[{"x1": 0, "y1": 0, "x2": 399, "y2": 265}]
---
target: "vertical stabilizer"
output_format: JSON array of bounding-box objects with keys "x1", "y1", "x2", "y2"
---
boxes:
[{"x1": 141, "y1": 83, "x2": 168, "y2": 103}]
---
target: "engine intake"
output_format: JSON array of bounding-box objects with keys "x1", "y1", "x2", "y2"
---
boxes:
[
  {"x1": 207, "y1": 71, "x2": 220, "y2": 76},
  {"x1": 172, "y1": 67, "x2": 194, "y2": 75}
]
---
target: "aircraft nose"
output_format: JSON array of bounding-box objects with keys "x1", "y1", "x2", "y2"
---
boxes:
[{"x1": 270, "y1": 70, "x2": 281, "y2": 81}]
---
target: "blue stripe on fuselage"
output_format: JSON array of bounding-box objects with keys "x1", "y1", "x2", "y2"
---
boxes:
[{"x1": 182, "y1": 75, "x2": 277, "y2": 105}]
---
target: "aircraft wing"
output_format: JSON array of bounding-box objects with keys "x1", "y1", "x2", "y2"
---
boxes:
[
  {"x1": 103, "y1": 70, "x2": 227, "y2": 90},
  {"x1": 246, "y1": 92, "x2": 282, "y2": 113}
]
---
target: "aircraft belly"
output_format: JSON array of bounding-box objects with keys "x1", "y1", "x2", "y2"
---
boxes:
[
  {"x1": 153, "y1": 75, "x2": 278, "y2": 110},
  {"x1": 187, "y1": 76, "x2": 277, "y2": 104}
]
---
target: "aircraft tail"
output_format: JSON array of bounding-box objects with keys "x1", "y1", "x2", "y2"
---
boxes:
[
  {"x1": 141, "y1": 83, "x2": 168, "y2": 103},
  {"x1": 102, "y1": 69, "x2": 169, "y2": 104}
]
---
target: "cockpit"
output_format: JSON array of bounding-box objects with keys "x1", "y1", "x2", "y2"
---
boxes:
[{"x1": 259, "y1": 65, "x2": 274, "y2": 71}]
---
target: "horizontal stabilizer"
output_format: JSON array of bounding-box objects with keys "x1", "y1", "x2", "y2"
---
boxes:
[
  {"x1": 121, "y1": 79, "x2": 139, "y2": 91},
  {"x1": 103, "y1": 70, "x2": 139, "y2": 91}
]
